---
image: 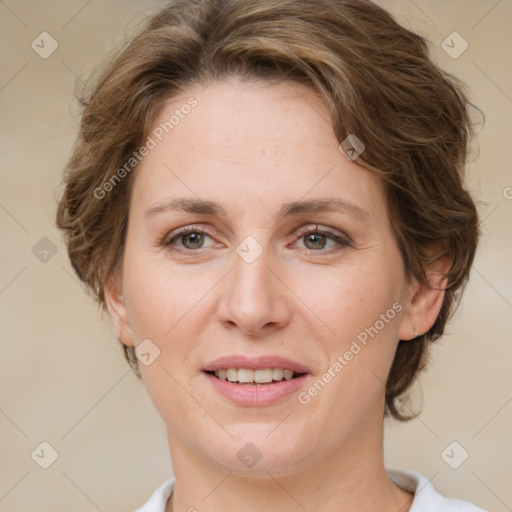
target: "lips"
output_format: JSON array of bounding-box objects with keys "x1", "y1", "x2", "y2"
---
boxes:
[
  {"x1": 202, "y1": 355, "x2": 311, "y2": 374},
  {"x1": 201, "y1": 355, "x2": 312, "y2": 406}
]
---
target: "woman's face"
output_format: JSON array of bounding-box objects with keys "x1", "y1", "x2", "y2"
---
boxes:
[{"x1": 108, "y1": 78, "x2": 418, "y2": 475}]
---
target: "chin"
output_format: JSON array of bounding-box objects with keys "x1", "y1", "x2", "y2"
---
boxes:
[{"x1": 205, "y1": 424, "x2": 309, "y2": 476}]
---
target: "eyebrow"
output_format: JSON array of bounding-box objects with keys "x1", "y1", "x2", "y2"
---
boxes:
[{"x1": 145, "y1": 197, "x2": 370, "y2": 221}]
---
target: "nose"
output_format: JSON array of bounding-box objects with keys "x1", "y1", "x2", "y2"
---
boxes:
[{"x1": 216, "y1": 240, "x2": 291, "y2": 336}]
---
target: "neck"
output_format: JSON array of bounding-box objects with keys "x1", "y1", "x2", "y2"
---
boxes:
[{"x1": 165, "y1": 413, "x2": 413, "y2": 512}]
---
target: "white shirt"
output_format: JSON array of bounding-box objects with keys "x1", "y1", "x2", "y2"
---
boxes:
[{"x1": 134, "y1": 469, "x2": 486, "y2": 512}]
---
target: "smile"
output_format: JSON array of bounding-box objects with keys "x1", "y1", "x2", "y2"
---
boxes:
[{"x1": 209, "y1": 367, "x2": 301, "y2": 384}]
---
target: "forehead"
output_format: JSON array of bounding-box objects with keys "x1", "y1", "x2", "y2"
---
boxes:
[
  {"x1": 160, "y1": 78, "x2": 335, "y2": 158},
  {"x1": 129, "y1": 78, "x2": 385, "y2": 220}
]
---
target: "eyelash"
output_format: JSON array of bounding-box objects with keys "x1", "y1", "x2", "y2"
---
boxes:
[{"x1": 163, "y1": 224, "x2": 351, "y2": 255}]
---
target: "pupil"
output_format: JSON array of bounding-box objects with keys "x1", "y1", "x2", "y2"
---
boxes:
[
  {"x1": 186, "y1": 233, "x2": 202, "y2": 248},
  {"x1": 306, "y1": 233, "x2": 325, "y2": 249}
]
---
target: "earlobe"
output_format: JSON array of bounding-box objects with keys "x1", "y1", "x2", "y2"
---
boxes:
[
  {"x1": 398, "y1": 256, "x2": 451, "y2": 341},
  {"x1": 103, "y1": 272, "x2": 135, "y2": 347}
]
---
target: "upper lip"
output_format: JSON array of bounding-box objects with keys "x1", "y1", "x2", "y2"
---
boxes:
[{"x1": 202, "y1": 355, "x2": 311, "y2": 374}]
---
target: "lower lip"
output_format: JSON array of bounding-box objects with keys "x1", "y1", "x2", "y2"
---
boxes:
[{"x1": 203, "y1": 372, "x2": 310, "y2": 406}]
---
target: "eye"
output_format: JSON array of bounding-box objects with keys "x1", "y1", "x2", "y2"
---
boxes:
[
  {"x1": 292, "y1": 225, "x2": 351, "y2": 253},
  {"x1": 163, "y1": 224, "x2": 351, "y2": 254},
  {"x1": 164, "y1": 225, "x2": 216, "y2": 251}
]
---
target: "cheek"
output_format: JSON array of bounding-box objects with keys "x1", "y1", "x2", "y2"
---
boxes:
[
  {"x1": 122, "y1": 247, "x2": 205, "y2": 341},
  {"x1": 122, "y1": 254, "x2": 208, "y2": 426},
  {"x1": 293, "y1": 254, "x2": 404, "y2": 404},
  {"x1": 295, "y1": 257, "x2": 402, "y2": 342}
]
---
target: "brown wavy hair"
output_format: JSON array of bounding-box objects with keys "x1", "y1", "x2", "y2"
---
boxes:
[{"x1": 55, "y1": 0, "x2": 481, "y2": 420}]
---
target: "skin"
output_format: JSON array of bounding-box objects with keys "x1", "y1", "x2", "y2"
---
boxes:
[{"x1": 105, "y1": 77, "x2": 447, "y2": 512}]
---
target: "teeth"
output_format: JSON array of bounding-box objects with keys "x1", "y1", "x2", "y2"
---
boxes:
[
  {"x1": 238, "y1": 368, "x2": 254, "y2": 383},
  {"x1": 226, "y1": 368, "x2": 238, "y2": 382},
  {"x1": 283, "y1": 369, "x2": 294, "y2": 380},
  {"x1": 255, "y1": 369, "x2": 273, "y2": 383},
  {"x1": 272, "y1": 368, "x2": 284, "y2": 381},
  {"x1": 213, "y1": 367, "x2": 297, "y2": 383}
]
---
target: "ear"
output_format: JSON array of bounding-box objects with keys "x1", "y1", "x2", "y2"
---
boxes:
[
  {"x1": 103, "y1": 270, "x2": 135, "y2": 347},
  {"x1": 398, "y1": 255, "x2": 451, "y2": 341}
]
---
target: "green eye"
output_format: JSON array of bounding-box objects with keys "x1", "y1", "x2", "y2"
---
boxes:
[{"x1": 165, "y1": 226, "x2": 214, "y2": 251}]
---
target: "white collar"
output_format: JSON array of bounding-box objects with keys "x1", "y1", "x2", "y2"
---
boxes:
[{"x1": 135, "y1": 468, "x2": 485, "y2": 512}]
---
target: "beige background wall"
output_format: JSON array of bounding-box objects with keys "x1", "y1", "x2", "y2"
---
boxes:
[{"x1": 1, "y1": 0, "x2": 510, "y2": 510}]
